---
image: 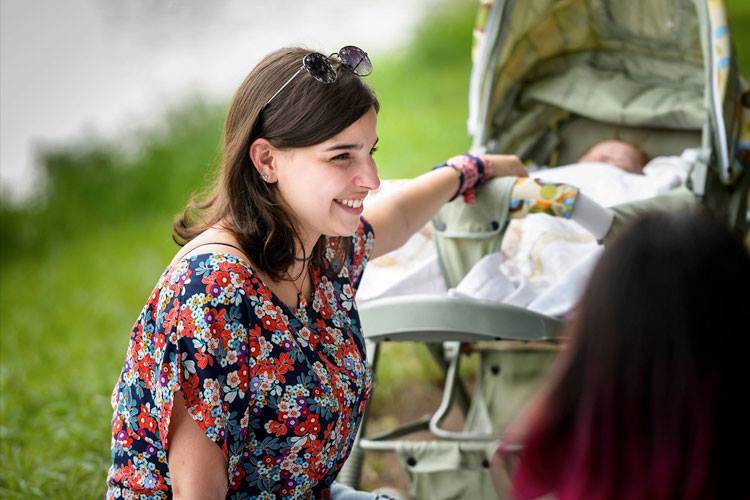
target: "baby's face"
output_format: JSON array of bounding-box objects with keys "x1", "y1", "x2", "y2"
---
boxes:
[{"x1": 579, "y1": 140, "x2": 646, "y2": 174}]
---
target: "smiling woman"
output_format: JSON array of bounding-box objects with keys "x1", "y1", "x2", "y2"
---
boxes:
[
  {"x1": 256, "y1": 107, "x2": 381, "y2": 247},
  {"x1": 106, "y1": 45, "x2": 526, "y2": 499}
]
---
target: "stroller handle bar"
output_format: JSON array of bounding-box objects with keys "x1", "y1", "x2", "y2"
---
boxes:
[
  {"x1": 356, "y1": 295, "x2": 563, "y2": 445},
  {"x1": 358, "y1": 294, "x2": 563, "y2": 343}
]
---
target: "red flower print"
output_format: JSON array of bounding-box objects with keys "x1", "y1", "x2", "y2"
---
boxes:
[
  {"x1": 195, "y1": 350, "x2": 214, "y2": 370},
  {"x1": 261, "y1": 314, "x2": 278, "y2": 332},
  {"x1": 214, "y1": 271, "x2": 232, "y2": 288},
  {"x1": 276, "y1": 352, "x2": 294, "y2": 377},
  {"x1": 162, "y1": 301, "x2": 179, "y2": 332},
  {"x1": 182, "y1": 372, "x2": 200, "y2": 395},
  {"x1": 321, "y1": 331, "x2": 334, "y2": 345},
  {"x1": 319, "y1": 303, "x2": 333, "y2": 320},
  {"x1": 136, "y1": 354, "x2": 155, "y2": 386},
  {"x1": 307, "y1": 414, "x2": 321, "y2": 434},
  {"x1": 133, "y1": 323, "x2": 145, "y2": 344},
  {"x1": 208, "y1": 308, "x2": 231, "y2": 346},
  {"x1": 252, "y1": 277, "x2": 272, "y2": 301},
  {"x1": 112, "y1": 460, "x2": 137, "y2": 483},
  {"x1": 178, "y1": 307, "x2": 196, "y2": 338},
  {"x1": 153, "y1": 332, "x2": 166, "y2": 350},
  {"x1": 229, "y1": 465, "x2": 246, "y2": 489},
  {"x1": 293, "y1": 414, "x2": 321, "y2": 437},
  {"x1": 248, "y1": 338, "x2": 261, "y2": 359},
  {"x1": 266, "y1": 420, "x2": 288, "y2": 437},
  {"x1": 137, "y1": 404, "x2": 158, "y2": 434},
  {"x1": 255, "y1": 360, "x2": 276, "y2": 381},
  {"x1": 237, "y1": 363, "x2": 249, "y2": 393},
  {"x1": 308, "y1": 332, "x2": 320, "y2": 348}
]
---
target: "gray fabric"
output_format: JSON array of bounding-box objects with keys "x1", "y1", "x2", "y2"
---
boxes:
[
  {"x1": 466, "y1": 348, "x2": 557, "y2": 432},
  {"x1": 605, "y1": 185, "x2": 701, "y2": 242},
  {"x1": 394, "y1": 442, "x2": 498, "y2": 500},
  {"x1": 522, "y1": 62, "x2": 705, "y2": 130},
  {"x1": 432, "y1": 176, "x2": 517, "y2": 288},
  {"x1": 553, "y1": 116, "x2": 702, "y2": 166}
]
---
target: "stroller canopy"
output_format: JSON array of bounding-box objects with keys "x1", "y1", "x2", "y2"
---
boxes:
[{"x1": 468, "y1": 0, "x2": 747, "y2": 186}]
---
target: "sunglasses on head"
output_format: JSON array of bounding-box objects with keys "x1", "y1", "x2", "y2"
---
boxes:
[{"x1": 264, "y1": 46, "x2": 372, "y2": 107}]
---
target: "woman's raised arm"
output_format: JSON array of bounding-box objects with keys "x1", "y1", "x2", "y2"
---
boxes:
[{"x1": 364, "y1": 154, "x2": 527, "y2": 259}]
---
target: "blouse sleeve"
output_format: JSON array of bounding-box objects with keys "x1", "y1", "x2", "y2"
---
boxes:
[
  {"x1": 155, "y1": 255, "x2": 253, "y2": 489},
  {"x1": 345, "y1": 216, "x2": 376, "y2": 293}
]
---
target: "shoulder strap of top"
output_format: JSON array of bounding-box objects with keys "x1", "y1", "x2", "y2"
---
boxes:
[
  {"x1": 191, "y1": 242, "x2": 246, "y2": 254},
  {"x1": 182, "y1": 241, "x2": 250, "y2": 263}
]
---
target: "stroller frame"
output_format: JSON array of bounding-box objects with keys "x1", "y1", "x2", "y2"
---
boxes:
[{"x1": 341, "y1": 0, "x2": 749, "y2": 497}]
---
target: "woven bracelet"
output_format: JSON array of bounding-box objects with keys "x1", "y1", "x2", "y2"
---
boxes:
[{"x1": 432, "y1": 154, "x2": 487, "y2": 203}]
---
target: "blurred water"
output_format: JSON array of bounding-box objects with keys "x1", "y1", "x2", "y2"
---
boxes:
[{"x1": 0, "y1": 0, "x2": 436, "y2": 202}]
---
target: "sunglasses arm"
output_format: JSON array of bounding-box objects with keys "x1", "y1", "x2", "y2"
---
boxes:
[{"x1": 264, "y1": 66, "x2": 304, "y2": 107}]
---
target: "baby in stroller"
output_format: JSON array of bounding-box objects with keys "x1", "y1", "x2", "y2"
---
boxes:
[
  {"x1": 578, "y1": 139, "x2": 648, "y2": 174},
  {"x1": 357, "y1": 137, "x2": 695, "y2": 318}
]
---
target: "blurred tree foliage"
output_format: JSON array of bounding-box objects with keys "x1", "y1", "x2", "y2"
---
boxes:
[{"x1": 0, "y1": 0, "x2": 748, "y2": 497}]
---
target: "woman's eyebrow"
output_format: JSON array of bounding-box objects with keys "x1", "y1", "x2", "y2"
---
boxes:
[
  {"x1": 325, "y1": 143, "x2": 362, "y2": 151},
  {"x1": 324, "y1": 138, "x2": 379, "y2": 152}
]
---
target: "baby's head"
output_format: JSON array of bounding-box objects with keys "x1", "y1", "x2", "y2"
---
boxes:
[{"x1": 579, "y1": 139, "x2": 647, "y2": 174}]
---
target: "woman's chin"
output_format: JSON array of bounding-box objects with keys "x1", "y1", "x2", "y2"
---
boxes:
[{"x1": 325, "y1": 219, "x2": 360, "y2": 238}]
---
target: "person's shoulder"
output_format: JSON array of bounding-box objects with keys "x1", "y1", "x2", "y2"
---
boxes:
[
  {"x1": 168, "y1": 251, "x2": 252, "y2": 279},
  {"x1": 163, "y1": 252, "x2": 256, "y2": 303}
]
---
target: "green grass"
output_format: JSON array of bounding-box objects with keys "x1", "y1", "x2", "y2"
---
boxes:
[
  {"x1": 0, "y1": 2, "x2": 476, "y2": 498},
  {"x1": 2, "y1": 0, "x2": 749, "y2": 497}
]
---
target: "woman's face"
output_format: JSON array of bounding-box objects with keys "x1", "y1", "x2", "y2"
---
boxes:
[{"x1": 273, "y1": 107, "x2": 380, "y2": 243}]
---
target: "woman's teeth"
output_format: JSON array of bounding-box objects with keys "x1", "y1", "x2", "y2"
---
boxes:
[{"x1": 337, "y1": 198, "x2": 363, "y2": 208}]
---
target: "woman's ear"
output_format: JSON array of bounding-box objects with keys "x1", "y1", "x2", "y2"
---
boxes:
[{"x1": 249, "y1": 138, "x2": 278, "y2": 183}]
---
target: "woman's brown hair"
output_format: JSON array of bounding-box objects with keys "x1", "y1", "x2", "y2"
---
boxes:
[{"x1": 173, "y1": 47, "x2": 379, "y2": 280}]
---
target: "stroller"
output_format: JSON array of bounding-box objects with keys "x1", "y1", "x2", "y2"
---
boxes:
[{"x1": 339, "y1": 0, "x2": 749, "y2": 498}]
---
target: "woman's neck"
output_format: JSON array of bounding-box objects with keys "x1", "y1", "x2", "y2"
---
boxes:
[{"x1": 294, "y1": 227, "x2": 320, "y2": 262}]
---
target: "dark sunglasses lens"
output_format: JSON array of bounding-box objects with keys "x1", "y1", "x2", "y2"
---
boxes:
[
  {"x1": 303, "y1": 53, "x2": 336, "y2": 83},
  {"x1": 338, "y1": 46, "x2": 372, "y2": 76}
]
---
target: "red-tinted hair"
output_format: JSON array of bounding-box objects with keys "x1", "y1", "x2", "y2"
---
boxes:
[{"x1": 504, "y1": 212, "x2": 750, "y2": 500}]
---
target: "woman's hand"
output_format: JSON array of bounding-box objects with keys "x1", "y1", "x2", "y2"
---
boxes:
[{"x1": 479, "y1": 154, "x2": 528, "y2": 179}]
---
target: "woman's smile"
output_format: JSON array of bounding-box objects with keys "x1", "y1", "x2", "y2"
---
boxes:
[{"x1": 334, "y1": 196, "x2": 366, "y2": 213}]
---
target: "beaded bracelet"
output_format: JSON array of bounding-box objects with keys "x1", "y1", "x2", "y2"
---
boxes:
[{"x1": 432, "y1": 153, "x2": 488, "y2": 204}]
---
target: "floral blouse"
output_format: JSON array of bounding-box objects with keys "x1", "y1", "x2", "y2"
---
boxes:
[{"x1": 107, "y1": 218, "x2": 375, "y2": 499}]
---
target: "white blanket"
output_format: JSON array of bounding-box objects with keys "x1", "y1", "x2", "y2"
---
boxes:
[{"x1": 357, "y1": 156, "x2": 691, "y2": 317}]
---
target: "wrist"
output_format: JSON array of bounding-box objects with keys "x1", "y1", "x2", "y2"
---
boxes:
[
  {"x1": 447, "y1": 154, "x2": 486, "y2": 203},
  {"x1": 431, "y1": 160, "x2": 464, "y2": 202},
  {"x1": 479, "y1": 155, "x2": 494, "y2": 179}
]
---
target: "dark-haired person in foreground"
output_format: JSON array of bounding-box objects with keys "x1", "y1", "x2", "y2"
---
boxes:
[{"x1": 492, "y1": 211, "x2": 750, "y2": 499}]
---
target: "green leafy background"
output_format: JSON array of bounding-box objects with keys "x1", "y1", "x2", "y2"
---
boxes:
[{"x1": 1, "y1": 1, "x2": 747, "y2": 497}]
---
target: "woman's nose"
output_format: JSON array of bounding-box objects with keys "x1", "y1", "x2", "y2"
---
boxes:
[{"x1": 355, "y1": 158, "x2": 380, "y2": 191}]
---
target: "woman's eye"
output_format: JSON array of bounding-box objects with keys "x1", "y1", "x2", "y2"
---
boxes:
[
  {"x1": 369, "y1": 147, "x2": 378, "y2": 156},
  {"x1": 331, "y1": 153, "x2": 350, "y2": 161}
]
